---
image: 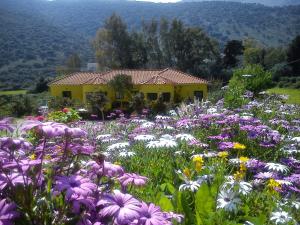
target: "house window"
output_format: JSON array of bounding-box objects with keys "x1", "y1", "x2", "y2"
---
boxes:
[
  {"x1": 86, "y1": 92, "x2": 106, "y2": 102},
  {"x1": 147, "y1": 93, "x2": 158, "y2": 101},
  {"x1": 62, "y1": 91, "x2": 72, "y2": 98},
  {"x1": 162, "y1": 92, "x2": 171, "y2": 102},
  {"x1": 194, "y1": 91, "x2": 203, "y2": 100},
  {"x1": 115, "y1": 91, "x2": 124, "y2": 100}
]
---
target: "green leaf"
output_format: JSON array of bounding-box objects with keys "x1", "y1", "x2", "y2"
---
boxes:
[
  {"x1": 195, "y1": 183, "x2": 215, "y2": 225},
  {"x1": 158, "y1": 195, "x2": 174, "y2": 211}
]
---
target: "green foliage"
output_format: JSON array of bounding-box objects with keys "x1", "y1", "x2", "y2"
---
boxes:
[
  {"x1": 86, "y1": 92, "x2": 108, "y2": 120},
  {"x1": 129, "y1": 92, "x2": 146, "y2": 114},
  {"x1": 287, "y1": 35, "x2": 300, "y2": 75},
  {"x1": 223, "y1": 40, "x2": 244, "y2": 68},
  {"x1": 0, "y1": 94, "x2": 38, "y2": 117},
  {"x1": 33, "y1": 77, "x2": 49, "y2": 93},
  {"x1": 47, "y1": 108, "x2": 81, "y2": 123},
  {"x1": 48, "y1": 97, "x2": 77, "y2": 111},
  {"x1": 108, "y1": 74, "x2": 133, "y2": 97},
  {"x1": 224, "y1": 64, "x2": 272, "y2": 108}
]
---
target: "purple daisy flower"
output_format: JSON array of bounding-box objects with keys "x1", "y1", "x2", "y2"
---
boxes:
[
  {"x1": 97, "y1": 190, "x2": 141, "y2": 225},
  {"x1": 137, "y1": 202, "x2": 171, "y2": 225},
  {"x1": 118, "y1": 173, "x2": 148, "y2": 187},
  {"x1": 0, "y1": 199, "x2": 19, "y2": 225},
  {"x1": 54, "y1": 175, "x2": 97, "y2": 199},
  {"x1": 218, "y1": 142, "x2": 234, "y2": 150}
]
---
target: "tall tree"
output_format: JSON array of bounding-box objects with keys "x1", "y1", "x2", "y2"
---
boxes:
[
  {"x1": 130, "y1": 32, "x2": 148, "y2": 68},
  {"x1": 223, "y1": 40, "x2": 244, "y2": 68},
  {"x1": 66, "y1": 53, "x2": 81, "y2": 71},
  {"x1": 168, "y1": 19, "x2": 219, "y2": 76},
  {"x1": 93, "y1": 14, "x2": 133, "y2": 70},
  {"x1": 287, "y1": 35, "x2": 300, "y2": 75},
  {"x1": 142, "y1": 19, "x2": 163, "y2": 68}
]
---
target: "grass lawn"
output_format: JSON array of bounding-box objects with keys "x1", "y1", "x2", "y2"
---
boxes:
[
  {"x1": 0, "y1": 90, "x2": 27, "y2": 96},
  {"x1": 267, "y1": 88, "x2": 300, "y2": 104}
]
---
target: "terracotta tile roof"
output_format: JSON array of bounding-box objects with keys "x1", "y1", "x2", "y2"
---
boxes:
[{"x1": 49, "y1": 68, "x2": 207, "y2": 86}]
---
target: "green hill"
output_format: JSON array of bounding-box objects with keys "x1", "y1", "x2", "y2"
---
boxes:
[{"x1": 0, "y1": 0, "x2": 299, "y2": 90}]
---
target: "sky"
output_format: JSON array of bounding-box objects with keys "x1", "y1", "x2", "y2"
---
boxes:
[{"x1": 135, "y1": 0, "x2": 181, "y2": 3}]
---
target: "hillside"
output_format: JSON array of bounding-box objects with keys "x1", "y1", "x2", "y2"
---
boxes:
[
  {"x1": 180, "y1": 0, "x2": 300, "y2": 7},
  {"x1": 0, "y1": 0, "x2": 299, "y2": 90},
  {"x1": 0, "y1": 9, "x2": 92, "y2": 90}
]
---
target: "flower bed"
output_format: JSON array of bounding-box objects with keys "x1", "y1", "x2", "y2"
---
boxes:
[{"x1": 0, "y1": 94, "x2": 299, "y2": 224}]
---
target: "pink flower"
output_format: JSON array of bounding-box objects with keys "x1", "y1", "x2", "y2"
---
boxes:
[{"x1": 118, "y1": 173, "x2": 148, "y2": 187}]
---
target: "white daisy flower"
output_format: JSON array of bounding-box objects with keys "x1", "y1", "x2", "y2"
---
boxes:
[
  {"x1": 292, "y1": 137, "x2": 300, "y2": 143},
  {"x1": 275, "y1": 180, "x2": 293, "y2": 186},
  {"x1": 160, "y1": 134, "x2": 175, "y2": 141},
  {"x1": 242, "y1": 74, "x2": 253, "y2": 77},
  {"x1": 131, "y1": 119, "x2": 147, "y2": 123},
  {"x1": 169, "y1": 110, "x2": 177, "y2": 116},
  {"x1": 270, "y1": 211, "x2": 293, "y2": 224},
  {"x1": 238, "y1": 181, "x2": 253, "y2": 195},
  {"x1": 119, "y1": 151, "x2": 135, "y2": 157},
  {"x1": 107, "y1": 142, "x2": 130, "y2": 151},
  {"x1": 134, "y1": 134, "x2": 155, "y2": 141},
  {"x1": 96, "y1": 134, "x2": 112, "y2": 140},
  {"x1": 175, "y1": 133, "x2": 196, "y2": 142},
  {"x1": 146, "y1": 141, "x2": 161, "y2": 149},
  {"x1": 159, "y1": 139, "x2": 178, "y2": 148},
  {"x1": 207, "y1": 107, "x2": 218, "y2": 114},
  {"x1": 244, "y1": 221, "x2": 254, "y2": 225},
  {"x1": 162, "y1": 125, "x2": 175, "y2": 130},
  {"x1": 101, "y1": 137, "x2": 118, "y2": 143},
  {"x1": 217, "y1": 189, "x2": 241, "y2": 212},
  {"x1": 222, "y1": 178, "x2": 252, "y2": 195},
  {"x1": 265, "y1": 163, "x2": 289, "y2": 173},
  {"x1": 155, "y1": 115, "x2": 171, "y2": 120},
  {"x1": 291, "y1": 201, "x2": 300, "y2": 210},
  {"x1": 228, "y1": 158, "x2": 241, "y2": 165},
  {"x1": 179, "y1": 180, "x2": 201, "y2": 192},
  {"x1": 141, "y1": 122, "x2": 155, "y2": 128},
  {"x1": 264, "y1": 110, "x2": 273, "y2": 114}
]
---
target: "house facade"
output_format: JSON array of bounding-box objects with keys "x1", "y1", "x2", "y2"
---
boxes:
[{"x1": 49, "y1": 68, "x2": 208, "y2": 109}]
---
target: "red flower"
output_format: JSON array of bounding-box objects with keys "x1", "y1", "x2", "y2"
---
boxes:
[
  {"x1": 62, "y1": 108, "x2": 70, "y2": 113},
  {"x1": 35, "y1": 116, "x2": 44, "y2": 121}
]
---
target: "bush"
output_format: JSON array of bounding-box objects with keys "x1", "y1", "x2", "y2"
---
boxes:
[
  {"x1": 224, "y1": 64, "x2": 273, "y2": 108},
  {"x1": 47, "y1": 108, "x2": 81, "y2": 123},
  {"x1": 9, "y1": 95, "x2": 37, "y2": 117},
  {"x1": 231, "y1": 64, "x2": 273, "y2": 95},
  {"x1": 48, "y1": 97, "x2": 77, "y2": 110}
]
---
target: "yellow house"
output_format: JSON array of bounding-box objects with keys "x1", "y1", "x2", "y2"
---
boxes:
[{"x1": 49, "y1": 68, "x2": 208, "y2": 109}]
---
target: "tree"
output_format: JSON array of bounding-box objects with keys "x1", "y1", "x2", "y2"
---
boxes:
[
  {"x1": 108, "y1": 74, "x2": 133, "y2": 108},
  {"x1": 34, "y1": 77, "x2": 49, "y2": 93},
  {"x1": 130, "y1": 32, "x2": 148, "y2": 68},
  {"x1": 66, "y1": 53, "x2": 81, "y2": 71},
  {"x1": 130, "y1": 92, "x2": 146, "y2": 114},
  {"x1": 264, "y1": 47, "x2": 287, "y2": 70},
  {"x1": 167, "y1": 19, "x2": 219, "y2": 76},
  {"x1": 93, "y1": 14, "x2": 133, "y2": 69},
  {"x1": 142, "y1": 19, "x2": 163, "y2": 68},
  {"x1": 56, "y1": 53, "x2": 81, "y2": 76},
  {"x1": 223, "y1": 40, "x2": 244, "y2": 68},
  {"x1": 287, "y1": 35, "x2": 300, "y2": 75},
  {"x1": 87, "y1": 93, "x2": 108, "y2": 121}
]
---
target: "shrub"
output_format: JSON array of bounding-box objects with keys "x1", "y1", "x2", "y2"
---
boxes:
[
  {"x1": 47, "y1": 108, "x2": 81, "y2": 123},
  {"x1": 224, "y1": 64, "x2": 273, "y2": 108},
  {"x1": 231, "y1": 64, "x2": 273, "y2": 95},
  {"x1": 48, "y1": 97, "x2": 76, "y2": 110}
]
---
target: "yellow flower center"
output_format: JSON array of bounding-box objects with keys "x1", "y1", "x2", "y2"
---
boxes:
[
  {"x1": 29, "y1": 154, "x2": 36, "y2": 160},
  {"x1": 183, "y1": 168, "x2": 191, "y2": 179},
  {"x1": 218, "y1": 151, "x2": 229, "y2": 158},
  {"x1": 233, "y1": 142, "x2": 246, "y2": 150}
]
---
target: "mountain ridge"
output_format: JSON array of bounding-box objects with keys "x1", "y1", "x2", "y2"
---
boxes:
[{"x1": 0, "y1": 0, "x2": 299, "y2": 89}]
